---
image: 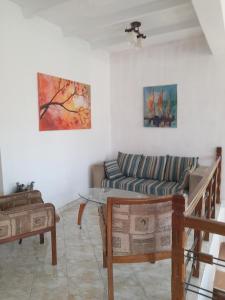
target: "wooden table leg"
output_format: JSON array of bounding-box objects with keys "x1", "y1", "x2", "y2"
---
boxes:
[{"x1": 77, "y1": 203, "x2": 87, "y2": 229}]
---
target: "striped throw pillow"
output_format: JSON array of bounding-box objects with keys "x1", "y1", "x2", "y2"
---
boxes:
[
  {"x1": 164, "y1": 156, "x2": 198, "y2": 182},
  {"x1": 117, "y1": 152, "x2": 142, "y2": 177},
  {"x1": 104, "y1": 160, "x2": 124, "y2": 180},
  {"x1": 137, "y1": 156, "x2": 167, "y2": 181}
]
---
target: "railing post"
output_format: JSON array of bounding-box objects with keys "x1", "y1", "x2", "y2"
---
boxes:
[
  {"x1": 216, "y1": 147, "x2": 222, "y2": 204},
  {"x1": 172, "y1": 195, "x2": 186, "y2": 300},
  {"x1": 193, "y1": 197, "x2": 203, "y2": 277},
  {"x1": 204, "y1": 180, "x2": 213, "y2": 241},
  {"x1": 212, "y1": 171, "x2": 217, "y2": 219}
]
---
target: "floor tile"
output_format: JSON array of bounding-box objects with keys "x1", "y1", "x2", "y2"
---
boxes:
[
  {"x1": 68, "y1": 277, "x2": 105, "y2": 300},
  {"x1": 30, "y1": 275, "x2": 68, "y2": 300}
]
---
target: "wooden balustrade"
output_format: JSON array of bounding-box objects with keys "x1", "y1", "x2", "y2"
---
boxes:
[
  {"x1": 172, "y1": 147, "x2": 223, "y2": 300},
  {"x1": 216, "y1": 147, "x2": 222, "y2": 204}
]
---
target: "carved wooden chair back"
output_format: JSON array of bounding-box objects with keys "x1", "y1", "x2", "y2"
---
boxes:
[{"x1": 105, "y1": 196, "x2": 173, "y2": 300}]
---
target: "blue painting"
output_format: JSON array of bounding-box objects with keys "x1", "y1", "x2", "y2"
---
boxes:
[{"x1": 144, "y1": 84, "x2": 177, "y2": 128}]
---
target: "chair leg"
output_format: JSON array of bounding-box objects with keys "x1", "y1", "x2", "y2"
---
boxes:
[
  {"x1": 51, "y1": 225, "x2": 57, "y2": 266},
  {"x1": 107, "y1": 259, "x2": 114, "y2": 300},
  {"x1": 150, "y1": 260, "x2": 155, "y2": 264},
  {"x1": 40, "y1": 233, "x2": 44, "y2": 244}
]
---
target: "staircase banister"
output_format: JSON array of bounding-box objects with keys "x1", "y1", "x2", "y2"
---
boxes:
[
  {"x1": 185, "y1": 157, "x2": 221, "y2": 216},
  {"x1": 184, "y1": 215, "x2": 225, "y2": 236}
]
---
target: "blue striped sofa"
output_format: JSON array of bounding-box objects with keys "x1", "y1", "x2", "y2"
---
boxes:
[{"x1": 93, "y1": 152, "x2": 199, "y2": 197}]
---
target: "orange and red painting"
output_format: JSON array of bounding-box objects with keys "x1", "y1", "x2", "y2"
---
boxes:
[{"x1": 38, "y1": 73, "x2": 91, "y2": 131}]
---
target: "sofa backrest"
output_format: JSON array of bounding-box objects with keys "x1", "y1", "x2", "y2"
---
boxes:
[
  {"x1": 115, "y1": 152, "x2": 198, "y2": 183},
  {"x1": 164, "y1": 156, "x2": 199, "y2": 182},
  {"x1": 117, "y1": 152, "x2": 142, "y2": 177},
  {"x1": 137, "y1": 155, "x2": 167, "y2": 181}
]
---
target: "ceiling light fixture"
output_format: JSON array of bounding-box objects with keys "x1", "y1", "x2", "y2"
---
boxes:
[{"x1": 125, "y1": 21, "x2": 146, "y2": 48}]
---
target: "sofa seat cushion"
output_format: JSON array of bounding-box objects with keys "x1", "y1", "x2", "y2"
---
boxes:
[
  {"x1": 117, "y1": 152, "x2": 142, "y2": 177},
  {"x1": 101, "y1": 177, "x2": 182, "y2": 196},
  {"x1": 137, "y1": 155, "x2": 167, "y2": 181},
  {"x1": 139, "y1": 179, "x2": 182, "y2": 196},
  {"x1": 102, "y1": 177, "x2": 145, "y2": 192},
  {"x1": 164, "y1": 156, "x2": 198, "y2": 182}
]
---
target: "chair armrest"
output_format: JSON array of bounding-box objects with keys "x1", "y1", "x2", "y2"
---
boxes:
[
  {"x1": 0, "y1": 203, "x2": 55, "y2": 240},
  {"x1": 0, "y1": 190, "x2": 43, "y2": 211},
  {"x1": 91, "y1": 163, "x2": 105, "y2": 188}
]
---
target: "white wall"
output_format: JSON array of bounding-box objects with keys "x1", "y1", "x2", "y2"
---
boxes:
[
  {"x1": 0, "y1": 0, "x2": 111, "y2": 207},
  {"x1": 0, "y1": 153, "x2": 3, "y2": 195},
  {"x1": 110, "y1": 36, "x2": 225, "y2": 198}
]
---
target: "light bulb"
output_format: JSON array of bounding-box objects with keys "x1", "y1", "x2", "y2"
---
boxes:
[
  {"x1": 136, "y1": 37, "x2": 144, "y2": 48},
  {"x1": 128, "y1": 31, "x2": 137, "y2": 45}
]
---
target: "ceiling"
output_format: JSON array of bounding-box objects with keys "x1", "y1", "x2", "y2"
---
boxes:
[{"x1": 10, "y1": 0, "x2": 203, "y2": 51}]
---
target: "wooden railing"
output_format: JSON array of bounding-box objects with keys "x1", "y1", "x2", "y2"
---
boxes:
[{"x1": 171, "y1": 147, "x2": 224, "y2": 300}]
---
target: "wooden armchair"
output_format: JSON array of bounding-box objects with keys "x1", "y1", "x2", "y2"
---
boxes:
[
  {"x1": 99, "y1": 196, "x2": 173, "y2": 300},
  {"x1": 0, "y1": 190, "x2": 58, "y2": 265}
]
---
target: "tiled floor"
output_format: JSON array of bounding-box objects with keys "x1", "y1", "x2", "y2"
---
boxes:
[{"x1": 0, "y1": 200, "x2": 201, "y2": 300}]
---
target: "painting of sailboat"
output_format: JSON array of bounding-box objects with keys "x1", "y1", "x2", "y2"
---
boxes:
[{"x1": 144, "y1": 84, "x2": 177, "y2": 128}]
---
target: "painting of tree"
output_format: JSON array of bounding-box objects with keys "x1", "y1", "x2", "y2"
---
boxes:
[{"x1": 38, "y1": 73, "x2": 91, "y2": 131}]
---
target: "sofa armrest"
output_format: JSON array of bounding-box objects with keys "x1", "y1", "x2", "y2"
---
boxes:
[
  {"x1": 189, "y1": 166, "x2": 211, "y2": 195},
  {"x1": 91, "y1": 163, "x2": 105, "y2": 188},
  {"x1": 0, "y1": 203, "x2": 56, "y2": 240}
]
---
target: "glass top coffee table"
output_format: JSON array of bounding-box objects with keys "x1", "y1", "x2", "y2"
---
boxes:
[{"x1": 77, "y1": 188, "x2": 148, "y2": 228}]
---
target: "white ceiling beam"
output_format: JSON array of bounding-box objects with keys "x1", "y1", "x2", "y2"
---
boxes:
[
  {"x1": 63, "y1": 0, "x2": 189, "y2": 37},
  {"x1": 88, "y1": 18, "x2": 199, "y2": 44},
  {"x1": 90, "y1": 19, "x2": 200, "y2": 49},
  {"x1": 19, "y1": 0, "x2": 71, "y2": 18},
  {"x1": 107, "y1": 27, "x2": 203, "y2": 53},
  {"x1": 192, "y1": 0, "x2": 225, "y2": 55}
]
